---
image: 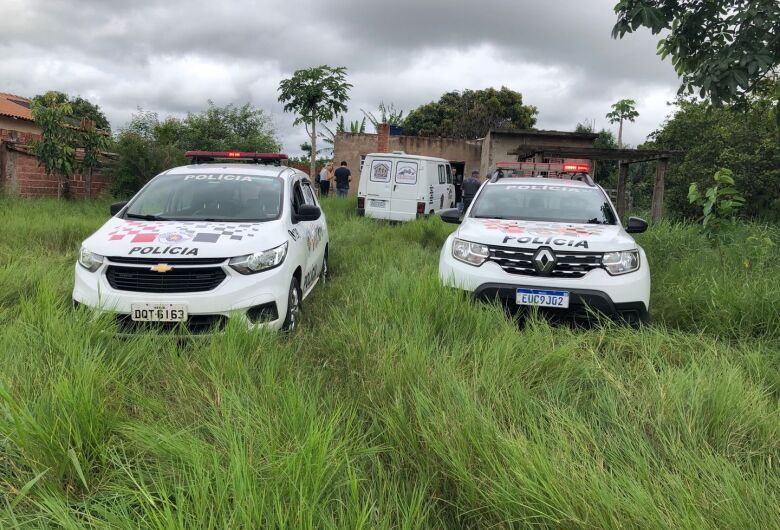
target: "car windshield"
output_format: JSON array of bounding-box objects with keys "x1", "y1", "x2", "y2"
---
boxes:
[
  {"x1": 124, "y1": 173, "x2": 283, "y2": 222},
  {"x1": 470, "y1": 183, "x2": 617, "y2": 224}
]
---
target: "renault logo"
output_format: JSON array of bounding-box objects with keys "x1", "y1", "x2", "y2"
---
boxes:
[
  {"x1": 150, "y1": 263, "x2": 173, "y2": 273},
  {"x1": 533, "y1": 248, "x2": 556, "y2": 275}
]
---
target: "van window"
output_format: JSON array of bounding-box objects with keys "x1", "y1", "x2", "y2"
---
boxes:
[
  {"x1": 438, "y1": 164, "x2": 446, "y2": 184},
  {"x1": 369, "y1": 159, "x2": 392, "y2": 183},
  {"x1": 395, "y1": 161, "x2": 418, "y2": 185},
  {"x1": 446, "y1": 164, "x2": 453, "y2": 184}
]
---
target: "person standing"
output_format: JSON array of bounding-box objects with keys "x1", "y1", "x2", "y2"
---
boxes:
[
  {"x1": 319, "y1": 161, "x2": 334, "y2": 197},
  {"x1": 452, "y1": 166, "x2": 463, "y2": 208},
  {"x1": 462, "y1": 170, "x2": 482, "y2": 212},
  {"x1": 334, "y1": 160, "x2": 351, "y2": 198}
]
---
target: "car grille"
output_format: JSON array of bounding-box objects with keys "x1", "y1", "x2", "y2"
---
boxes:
[
  {"x1": 106, "y1": 265, "x2": 227, "y2": 293},
  {"x1": 486, "y1": 245, "x2": 603, "y2": 278}
]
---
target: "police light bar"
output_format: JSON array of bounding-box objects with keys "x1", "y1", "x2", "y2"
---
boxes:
[
  {"x1": 562, "y1": 163, "x2": 590, "y2": 173},
  {"x1": 186, "y1": 151, "x2": 289, "y2": 164}
]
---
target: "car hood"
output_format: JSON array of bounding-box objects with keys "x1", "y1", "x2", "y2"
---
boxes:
[
  {"x1": 456, "y1": 218, "x2": 636, "y2": 252},
  {"x1": 82, "y1": 218, "x2": 287, "y2": 259}
]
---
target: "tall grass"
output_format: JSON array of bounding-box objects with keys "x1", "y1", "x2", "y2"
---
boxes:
[{"x1": 0, "y1": 197, "x2": 778, "y2": 528}]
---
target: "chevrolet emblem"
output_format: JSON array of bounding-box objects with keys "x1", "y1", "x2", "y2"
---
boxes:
[{"x1": 150, "y1": 263, "x2": 173, "y2": 273}]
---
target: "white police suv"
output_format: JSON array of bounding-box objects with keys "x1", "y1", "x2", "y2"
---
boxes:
[
  {"x1": 439, "y1": 169, "x2": 650, "y2": 325},
  {"x1": 73, "y1": 151, "x2": 328, "y2": 332}
]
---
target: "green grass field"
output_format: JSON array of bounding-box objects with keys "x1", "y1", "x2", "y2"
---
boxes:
[{"x1": 1, "y1": 197, "x2": 778, "y2": 528}]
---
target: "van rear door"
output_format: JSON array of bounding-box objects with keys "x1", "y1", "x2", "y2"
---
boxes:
[
  {"x1": 389, "y1": 158, "x2": 421, "y2": 221},
  {"x1": 363, "y1": 158, "x2": 394, "y2": 218}
]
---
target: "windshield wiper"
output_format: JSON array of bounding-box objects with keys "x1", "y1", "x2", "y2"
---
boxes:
[{"x1": 125, "y1": 213, "x2": 169, "y2": 221}]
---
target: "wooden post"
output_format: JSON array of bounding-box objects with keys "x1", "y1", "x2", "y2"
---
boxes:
[
  {"x1": 651, "y1": 157, "x2": 668, "y2": 222},
  {"x1": 616, "y1": 161, "x2": 628, "y2": 221}
]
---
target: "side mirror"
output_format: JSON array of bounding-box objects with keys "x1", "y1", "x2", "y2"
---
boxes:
[
  {"x1": 440, "y1": 208, "x2": 461, "y2": 224},
  {"x1": 110, "y1": 201, "x2": 128, "y2": 216},
  {"x1": 295, "y1": 204, "x2": 321, "y2": 222},
  {"x1": 626, "y1": 216, "x2": 648, "y2": 234}
]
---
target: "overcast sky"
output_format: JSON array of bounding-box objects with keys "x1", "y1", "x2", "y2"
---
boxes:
[{"x1": 1, "y1": 0, "x2": 680, "y2": 154}]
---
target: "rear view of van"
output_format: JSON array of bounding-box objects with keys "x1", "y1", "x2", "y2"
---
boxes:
[{"x1": 356, "y1": 152, "x2": 455, "y2": 221}]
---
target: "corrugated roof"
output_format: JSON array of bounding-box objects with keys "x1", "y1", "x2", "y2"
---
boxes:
[{"x1": 0, "y1": 92, "x2": 33, "y2": 122}]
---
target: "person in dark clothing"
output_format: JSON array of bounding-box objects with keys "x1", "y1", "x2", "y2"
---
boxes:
[
  {"x1": 462, "y1": 170, "x2": 482, "y2": 211},
  {"x1": 334, "y1": 161, "x2": 351, "y2": 197},
  {"x1": 452, "y1": 166, "x2": 463, "y2": 206}
]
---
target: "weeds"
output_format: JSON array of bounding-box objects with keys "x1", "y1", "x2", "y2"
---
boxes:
[{"x1": 0, "y1": 197, "x2": 778, "y2": 528}]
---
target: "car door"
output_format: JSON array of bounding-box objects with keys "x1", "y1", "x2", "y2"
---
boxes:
[
  {"x1": 298, "y1": 179, "x2": 326, "y2": 293},
  {"x1": 364, "y1": 157, "x2": 394, "y2": 219},
  {"x1": 434, "y1": 163, "x2": 450, "y2": 212},
  {"x1": 390, "y1": 158, "x2": 420, "y2": 220}
]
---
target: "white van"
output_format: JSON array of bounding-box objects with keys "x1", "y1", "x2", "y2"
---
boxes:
[{"x1": 356, "y1": 152, "x2": 455, "y2": 221}]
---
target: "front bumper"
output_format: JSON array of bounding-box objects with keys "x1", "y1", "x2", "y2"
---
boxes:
[
  {"x1": 472, "y1": 283, "x2": 648, "y2": 325},
  {"x1": 439, "y1": 238, "x2": 650, "y2": 325},
  {"x1": 72, "y1": 259, "x2": 290, "y2": 332}
]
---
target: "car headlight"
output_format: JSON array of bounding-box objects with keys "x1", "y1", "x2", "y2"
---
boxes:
[
  {"x1": 602, "y1": 250, "x2": 640, "y2": 275},
  {"x1": 452, "y1": 238, "x2": 489, "y2": 266},
  {"x1": 78, "y1": 247, "x2": 104, "y2": 272},
  {"x1": 229, "y1": 242, "x2": 288, "y2": 274}
]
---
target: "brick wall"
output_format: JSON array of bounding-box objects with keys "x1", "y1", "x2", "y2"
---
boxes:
[{"x1": 1, "y1": 134, "x2": 111, "y2": 198}]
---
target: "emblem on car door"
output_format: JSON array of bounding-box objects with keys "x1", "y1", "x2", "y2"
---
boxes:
[{"x1": 533, "y1": 248, "x2": 556, "y2": 275}]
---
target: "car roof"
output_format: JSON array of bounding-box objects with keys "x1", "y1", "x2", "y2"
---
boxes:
[
  {"x1": 165, "y1": 163, "x2": 302, "y2": 180},
  {"x1": 488, "y1": 177, "x2": 594, "y2": 188},
  {"x1": 364, "y1": 152, "x2": 450, "y2": 163}
]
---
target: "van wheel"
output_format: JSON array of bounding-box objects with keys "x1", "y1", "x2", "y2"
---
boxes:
[{"x1": 282, "y1": 277, "x2": 302, "y2": 332}]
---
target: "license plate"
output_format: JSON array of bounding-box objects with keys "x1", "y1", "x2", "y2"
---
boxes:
[
  {"x1": 516, "y1": 288, "x2": 570, "y2": 308},
  {"x1": 130, "y1": 303, "x2": 188, "y2": 322},
  {"x1": 369, "y1": 199, "x2": 386, "y2": 208}
]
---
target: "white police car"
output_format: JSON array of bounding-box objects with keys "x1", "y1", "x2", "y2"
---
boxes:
[
  {"x1": 439, "y1": 168, "x2": 650, "y2": 325},
  {"x1": 73, "y1": 151, "x2": 328, "y2": 332}
]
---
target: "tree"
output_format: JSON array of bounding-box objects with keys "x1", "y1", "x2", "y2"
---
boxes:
[
  {"x1": 404, "y1": 87, "x2": 537, "y2": 139},
  {"x1": 278, "y1": 66, "x2": 352, "y2": 180},
  {"x1": 109, "y1": 110, "x2": 186, "y2": 197},
  {"x1": 30, "y1": 91, "x2": 111, "y2": 198},
  {"x1": 177, "y1": 101, "x2": 279, "y2": 152},
  {"x1": 688, "y1": 168, "x2": 746, "y2": 266},
  {"x1": 362, "y1": 101, "x2": 405, "y2": 132},
  {"x1": 575, "y1": 121, "x2": 619, "y2": 184},
  {"x1": 31, "y1": 91, "x2": 111, "y2": 133},
  {"x1": 30, "y1": 94, "x2": 76, "y2": 198},
  {"x1": 612, "y1": 0, "x2": 780, "y2": 107},
  {"x1": 109, "y1": 103, "x2": 279, "y2": 196},
  {"x1": 639, "y1": 90, "x2": 780, "y2": 220},
  {"x1": 79, "y1": 119, "x2": 111, "y2": 199},
  {"x1": 606, "y1": 99, "x2": 639, "y2": 148}
]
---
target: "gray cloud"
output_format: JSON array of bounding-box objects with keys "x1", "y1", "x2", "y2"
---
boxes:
[{"x1": 0, "y1": 0, "x2": 679, "y2": 153}]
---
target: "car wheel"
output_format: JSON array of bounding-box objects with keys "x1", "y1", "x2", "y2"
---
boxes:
[
  {"x1": 282, "y1": 277, "x2": 302, "y2": 332},
  {"x1": 320, "y1": 253, "x2": 328, "y2": 283}
]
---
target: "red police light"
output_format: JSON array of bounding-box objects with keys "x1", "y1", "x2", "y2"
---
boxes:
[
  {"x1": 563, "y1": 164, "x2": 590, "y2": 172},
  {"x1": 185, "y1": 151, "x2": 289, "y2": 164}
]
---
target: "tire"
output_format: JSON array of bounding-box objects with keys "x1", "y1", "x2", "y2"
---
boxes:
[
  {"x1": 282, "y1": 277, "x2": 302, "y2": 332},
  {"x1": 320, "y1": 252, "x2": 328, "y2": 284}
]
